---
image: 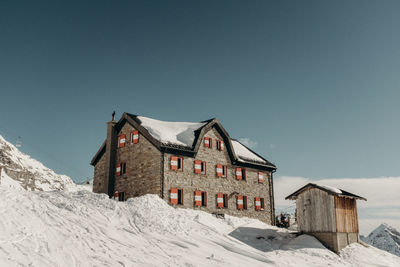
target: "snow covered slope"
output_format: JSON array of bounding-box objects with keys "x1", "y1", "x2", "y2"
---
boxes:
[
  {"x1": 0, "y1": 135, "x2": 76, "y2": 191},
  {"x1": 363, "y1": 224, "x2": 400, "y2": 257},
  {"x1": 0, "y1": 186, "x2": 398, "y2": 267}
]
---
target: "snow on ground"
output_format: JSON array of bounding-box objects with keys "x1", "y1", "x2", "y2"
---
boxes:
[
  {"x1": 137, "y1": 116, "x2": 206, "y2": 147},
  {"x1": 0, "y1": 185, "x2": 398, "y2": 267},
  {"x1": 231, "y1": 139, "x2": 267, "y2": 164}
]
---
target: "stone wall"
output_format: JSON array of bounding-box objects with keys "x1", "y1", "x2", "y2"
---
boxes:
[
  {"x1": 162, "y1": 127, "x2": 274, "y2": 224},
  {"x1": 113, "y1": 123, "x2": 162, "y2": 200},
  {"x1": 93, "y1": 153, "x2": 107, "y2": 194}
]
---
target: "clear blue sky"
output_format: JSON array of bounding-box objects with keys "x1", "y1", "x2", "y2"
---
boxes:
[{"x1": 1, "y1": 0, "x2": 400, "y2": 183}]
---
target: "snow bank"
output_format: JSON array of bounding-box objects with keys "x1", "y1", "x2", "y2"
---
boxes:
[
  {"x1": 0, "y1": 186, "x2": 398, "y2": 267},
  {"x1": 231, "y1": 140, "x2": 267, "y2": 164},
  {"x1": 138, "y1": 116, "x2": 206, "y2": 147}
]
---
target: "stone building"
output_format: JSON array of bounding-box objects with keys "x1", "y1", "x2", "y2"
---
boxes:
[
  {"x1": 285, "y1": 183, "x2": 367, "y2": 252},
  {"x1": 91, "y1": 113, "x2": 277, "y2": 224}
]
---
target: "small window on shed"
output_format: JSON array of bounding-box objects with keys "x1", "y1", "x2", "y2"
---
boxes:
[{"x1": 118, "y1": 192, "x2": 125, "y2": 201}]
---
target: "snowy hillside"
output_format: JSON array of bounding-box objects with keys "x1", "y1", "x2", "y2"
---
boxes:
[
  {"x1": 0, "y1": 185, "x2": 398, "y2": 267},
  {"x1": 363, "y1": 224, "x2": 400, "y2": 257},
  {"x1": 0, "y1": 135, "x2": 76, "y2": 191}
]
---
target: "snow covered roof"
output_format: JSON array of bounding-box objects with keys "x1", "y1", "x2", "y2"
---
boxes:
[
  {"x1": 137, "y1": 116, "x2": 206, "y2": 147},
  {"x1": 285, "y1": 183, "x2": 367, "y2": 201},
  {"x1": 91, "y1": 113, "x2": 276, "y2": 169},
  {"x1": 231, "y1": 139, "x2": 267, "y2": 164}
]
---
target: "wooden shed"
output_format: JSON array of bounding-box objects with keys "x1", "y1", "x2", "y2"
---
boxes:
[{"x1": 285, "y1": 183, "x2": 366, "y2": 252}]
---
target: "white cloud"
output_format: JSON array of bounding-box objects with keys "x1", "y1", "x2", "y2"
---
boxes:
[
  {"x1": 274, "y1": 176, "x2": 400, "y2": 235},
  {"x1": 238, "y1": 138, "x2": 257, "y2": 149}
]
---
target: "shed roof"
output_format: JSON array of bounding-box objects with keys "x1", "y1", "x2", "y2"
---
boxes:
[{"x1": 285, "y1": 183, "x2": 367, "y2": 201}]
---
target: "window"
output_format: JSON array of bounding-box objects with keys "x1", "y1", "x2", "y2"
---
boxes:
[
  {"x1": 194, "y1": 160, "x2": 206, "y2": 174},
  {"x1": 222, "y1": 165, "x2": 227, "y2": 178},
  {"x1": 216, "y1": 140, "x2": 224, "y2": 151},
  {"x1": 236, "y1": 168, "x2": 246, "y2": 180},
  {"x1": 216, "y1": 193, "x2": 228, "y2": 208},
  {"x1": 171, "y1": 156, "x2": 184, "y2": 171},
  {"x1": 178, "y1": 189, "x2": 184, "y2": 205},
  {"x1": 223, "y1": 193, "x2": 228, "y2": 208},
  {"x1": 170, "y1": 188, "x2": 184, "y2": 205},
  {"x1": 118, "y1": 192, "x2": 125, "y2": 201},
  {"x1": 201, "y1": 191, "x2": 207, "y2": 206},
  {"x1": 216, "y1": 164, "x2": 227, "y2": 178},
  {"x1": 204, "y1": 137, "x2": 212, "y2": 148},
  {"x1": 121, "y1": 162, "x2": 127, "y2": 175},
  {"x1": 255, "y1": 197, "x2": 264, "y2": 211},
  {"x1": 118, "y1": 134, "x2": 126, "y2": 148},
  {"x1": 194, "y1": 190, "x2": 207, "y2": 207},
  {"x1": 130, "y1": 130, "x2": 139, "y2": 144},
  {"x1": 258, "y1": 171, "x2": 264, "y2": 184},
  {"x1": 243, "y1": 196, "x2": 248, "y2": 210}
]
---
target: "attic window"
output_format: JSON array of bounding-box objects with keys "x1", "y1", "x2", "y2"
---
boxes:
[
  {"x1": 130, "y1": 130, "x2": 139, "y2": 144},
  {"x1": 118, "y1": 134, "x2": 126, "y2": 148},
  {"x1": 204, "y1": 137, "x2": 212, "y2": 148},
  {"x1": 216, "y1": 140, "x2": 224, "y2": 151}
]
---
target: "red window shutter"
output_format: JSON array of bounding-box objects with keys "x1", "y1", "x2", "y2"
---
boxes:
[
  {"x1": 170, "y1": 156, "x2": 178, "y2": 170},
  {"x1": 194, "y1": 190, "x2": 202, "y2": 206},
  {"x1": 119, "y1": 134, "x2": 126, "y2": 148},
  {"x1": 132, "y1": 130, "x2": 139, "y2": 144},
  {"x1": 255, "y1": 197, "x2": 261, "y2": 211},
  {"x1": 235, "y1": 168, "x2": 242, "y2": 180},
  {"x1": 258, "y1": 171, "x2": 264, "y2": 183},
  {"x1": 237, "y1": 195, "x2": 243, "y2": 209},
  {"x1": 217, "y1": 193, "x2": 224, "y2": 208},
  {"x1": 216, "y1": 164, "x2": 223, "y2": 177},
  {"x1": 116, "y1": 163, "x2": 121, "y2": 176},
  {"x1": 194, "y1": 160, "x2": 202, "y2": 174},
  {"x1": 170, "y1": 188, "x2": 178, "y2": 204},
  {"x1": 204, "y1": 137, "x2": 210, "y2": 148}
]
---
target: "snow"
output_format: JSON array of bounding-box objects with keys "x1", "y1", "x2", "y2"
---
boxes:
[
  {"x1": 138, "y1": 116, "x2": 206, "y2": 147},
  {"x1": 319, "y1": 184, "x2": 342, "y2": 194},
  {"x1": 0, "y1": 184, "x2": 398, "y2": 267},
  {"x1": 0, "y1": 168, "x2": 24, "y2": 191},
  {"x1": 231, "y1": 139, "x2": 267, "y2": 164},
  {"x1": 363, "y1": 223, "x2": 400, "y2": 257},
  {"x1": 0, "y1": 134, "x2": 76, "y2": 191}
]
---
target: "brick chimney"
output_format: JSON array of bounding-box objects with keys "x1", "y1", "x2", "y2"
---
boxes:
[{"x1": 105, "y1": 113, "x2": 117, "y2": 198}]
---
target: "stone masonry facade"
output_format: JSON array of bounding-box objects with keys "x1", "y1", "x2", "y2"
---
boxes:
[
  {"x1": 92, "y1": 114, "x2": 276, "y2": 225},
  {"x1": 163, "y1": 128, "x2": 274, "y2": 224}
]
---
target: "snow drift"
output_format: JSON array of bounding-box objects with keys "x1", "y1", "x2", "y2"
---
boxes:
[{"x1": 0, "y1": 185, "x2": 398, "y2": 267}]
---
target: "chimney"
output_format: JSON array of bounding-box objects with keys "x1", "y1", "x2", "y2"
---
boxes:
[{"x1": 105, "y1": 112, "x2": 117, "y2": 198}]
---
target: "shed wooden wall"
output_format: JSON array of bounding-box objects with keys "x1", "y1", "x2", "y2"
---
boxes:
[
  {"x1": 296, "y1": 188, "x2": 336, "y2": 232},
  {"x1": 334, "y1": 197, "x2": 359, "y2": 233}
]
